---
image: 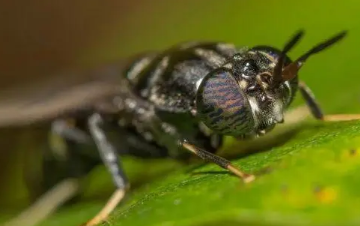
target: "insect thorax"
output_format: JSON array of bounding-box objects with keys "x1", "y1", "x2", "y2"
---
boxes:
[{"x1": 120, "y1": 42, "x2": 243, "y2": 155}]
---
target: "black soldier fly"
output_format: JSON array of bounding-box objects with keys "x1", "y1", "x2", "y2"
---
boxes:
[{"x1": 3, "y1": 30, "x2": 360, "y2": 226}]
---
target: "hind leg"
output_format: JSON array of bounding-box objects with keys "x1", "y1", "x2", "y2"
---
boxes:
[
  {"x1": 5, "y1": 119, "x2": 99, "y2": 226},
  {"x1": 83, "y1": 113, "x2": 129, "y2": 226},
  {"x1": 40, "y1": 119, "x2": 99, "y2": 199}
]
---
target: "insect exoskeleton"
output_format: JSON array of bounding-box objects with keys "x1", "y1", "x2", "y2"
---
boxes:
[{"x1": 5, "y1": 30, "x2": 360, "y2": 226}]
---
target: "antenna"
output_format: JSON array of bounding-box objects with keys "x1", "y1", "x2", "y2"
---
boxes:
[
  {"x1": 273, "y1": 30, "x2": 304, "y2": 85},
  {"x1": 282, "y1": 31, "x2": 347, "y2": 81}
]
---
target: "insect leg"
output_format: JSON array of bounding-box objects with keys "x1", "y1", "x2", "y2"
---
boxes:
[
  {"x1": 85, "y1": 113, "x2": 129, "y2": 226},
  {"x1": 6, "y1": 120, "x2": 99, "y2": 226},
  {"x1": 180, "y1": 139, "x2": 255, "y2": 183},
  {"x1": 51, "y1": 119, "x2": 91, "y2": 143},
  {"x1": 41, "y1": 119, "x2": 98, "y2": 192},
  {"x1": 299, "y1": 81, "x2": 360, "y2": 121}
]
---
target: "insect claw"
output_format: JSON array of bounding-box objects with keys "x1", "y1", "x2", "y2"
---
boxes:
[{"x1": 244, "y1": 174, "x2": 256, "y2": 183}]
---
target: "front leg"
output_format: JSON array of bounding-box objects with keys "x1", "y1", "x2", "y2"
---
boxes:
[
  {"x1": 299, "y1": 81, "x2": 360, "y2": 121},
  {"x1": 84, "y1": 113, "x2": 129, "y2": 226},
  {"x1": 180, "y1": 139, "x2": 255, "y2": 183}
]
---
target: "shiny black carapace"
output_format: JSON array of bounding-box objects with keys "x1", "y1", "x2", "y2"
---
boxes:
[{"x1": 4, "y1": 30, "x2": 360, "y2": 226}]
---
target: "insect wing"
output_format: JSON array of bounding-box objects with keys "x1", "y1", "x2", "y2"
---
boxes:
[{"x1": 0, "y1": 62, "x2": 128, "y2": 126}]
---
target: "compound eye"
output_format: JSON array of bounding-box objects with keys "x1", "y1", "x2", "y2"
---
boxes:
[{"x1": 196, "y1": 69, "x2": 255, "y2": 136}]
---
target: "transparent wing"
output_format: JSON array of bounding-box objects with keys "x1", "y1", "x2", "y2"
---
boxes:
[{"x1": 0, "y1": 62, "x2": 128, "y2": 127}]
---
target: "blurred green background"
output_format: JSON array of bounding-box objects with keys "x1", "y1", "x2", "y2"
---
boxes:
[{"x1": 2, "y1": 0, "x2": 360, "y2": 225}]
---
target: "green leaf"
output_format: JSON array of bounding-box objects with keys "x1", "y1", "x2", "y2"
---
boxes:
[
  {"x1": 4, "y1": 1, "x2": 360, "y2": 226},
  {"x1": 32, "y1": 120, "x2": 360, "y2": 226}
]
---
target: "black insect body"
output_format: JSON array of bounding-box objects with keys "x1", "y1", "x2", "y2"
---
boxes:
[{"x1": 4, "y1": 30, "x2": 360, "y2": 226}]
